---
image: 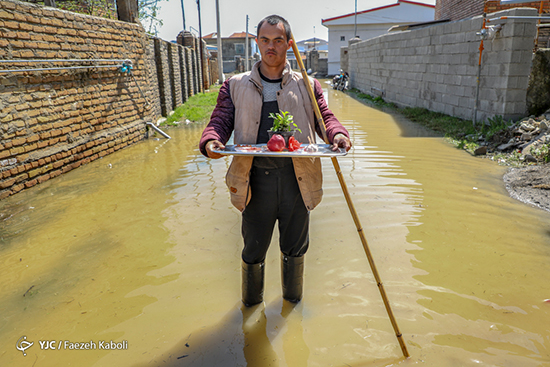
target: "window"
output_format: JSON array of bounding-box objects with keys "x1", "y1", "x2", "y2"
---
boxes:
[
  {"x1": 340, "y1": 36, "x2": 345, "y2": 41},
  {"x1": 235, "y1": 43, "x2": 245, "y2": 55}
]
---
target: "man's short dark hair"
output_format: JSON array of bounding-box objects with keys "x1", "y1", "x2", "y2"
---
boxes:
[{"x1": 257, "y1": 15, "x2": 291, "y2": 41}]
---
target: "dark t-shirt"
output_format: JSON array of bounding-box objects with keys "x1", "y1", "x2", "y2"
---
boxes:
[{"x1": 253, "y1": 71, "x2": 292, "y2": 169}]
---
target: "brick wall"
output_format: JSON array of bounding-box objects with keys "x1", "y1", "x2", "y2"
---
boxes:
[
  {"x1": 0, "y1": 0, "x2": 206, "y2": 200},
  {"x1": 144, "y1": 36, "x2": 162, "y2": 119},
  {"x1": 435, "y1": 0, "x2": 486, "y2": 21},
  {"x1": 348, "y1": 7, "x2": 537, "y2": 122},
  {"x1": 436, "y1": 0, "x2": 548, "y2": 20},
  {"x1": 436, "y1": 0, "x2": 549, "y2": 48}
]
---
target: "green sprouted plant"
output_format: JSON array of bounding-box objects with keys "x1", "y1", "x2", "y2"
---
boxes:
[
  {"x1": 269, "y1": 110, "x2": 301, "y2": 133},
  {"x1": 481, "y1": 115, "x2": 510, "y2": 140}
]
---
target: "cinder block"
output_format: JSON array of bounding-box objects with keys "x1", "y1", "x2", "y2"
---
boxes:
[
  {"x1": 505, "y1": 89, "x2": 528, "y2": 104},
  {"x1": 442, "y1": 93, "x2": 459, "y2": 107},
  {"x1": 458, "y1": 96, "x2": 473, "y2": 108},
  {"x1": 508, "y1": 62, "x2": 531, "y2": 77},
  {"x1": 482, "y1": 76, "x2": 507, "y2": 89},
  {"x1": 436, "y1": 74, "x2": 446, "y2": 84},
  {"x1": 444, "y1": 104, "x2": 454, "y2": 116},
  {"x1": 431, "y1": 101, "x2": 446, "y2": 114},
  {"x1": 450, "y1": 21, "x2": 462, "y2": 34},
  {"x1": 454, "y1": 106, "x2": 472, "y2": 120},
  {"x1": 479, "y1": 99, "x2": 495, "y2": 113},
  {"x1": 479, "y1": 88, "x2": 499, "y2": 102}
]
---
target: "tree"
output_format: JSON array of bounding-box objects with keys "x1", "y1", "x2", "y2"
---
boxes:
[{"x1": 138, "y1": 0, "x2": 164, "y2": 36}]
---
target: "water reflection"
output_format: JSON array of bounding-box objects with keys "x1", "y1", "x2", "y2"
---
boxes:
[{"x1": 134, "y1": 300, "x2": 308, "y2": 367}]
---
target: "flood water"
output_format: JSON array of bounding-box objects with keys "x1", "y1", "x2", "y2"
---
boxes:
[{"x1": 1, "y1": 84, "x2": 550, "y2": 367}]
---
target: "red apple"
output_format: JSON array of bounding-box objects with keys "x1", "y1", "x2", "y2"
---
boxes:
[{"x1": 267, "y1": 134, "x2": 285, "y2": 152}]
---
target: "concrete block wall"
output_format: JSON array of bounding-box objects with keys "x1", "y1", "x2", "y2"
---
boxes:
[
  {"x1": 348, "y1": 7, "x2": 538, "y2": 122},
  {"x1": 0, "y1": 0, "x2": 206, "y2": 200}
]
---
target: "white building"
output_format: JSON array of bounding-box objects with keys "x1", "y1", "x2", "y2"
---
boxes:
[{"x1": 322, "y1": 0, "x2": 435, "y2": 75}]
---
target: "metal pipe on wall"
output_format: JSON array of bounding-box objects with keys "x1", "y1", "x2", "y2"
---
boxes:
[
  {"x1": 473, "y1": 13, "x2": 487, "y2": 126},
  {"x1": 487, "y1": 15, "x2": 550, "y2": 22},
  {"x1": 0, "y1": 59, "x2": 127, "y2": 64},
  {"x1": 0, "y1": 65, "x2": 123, "y2": 73},
  {"x1": 0, "y1": 59, "x2": 131, "y2": 74}
]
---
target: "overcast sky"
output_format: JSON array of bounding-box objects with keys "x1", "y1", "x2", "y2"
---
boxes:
[{"x1": 154, "y1": 0, "x2": 435, "y2": 43}]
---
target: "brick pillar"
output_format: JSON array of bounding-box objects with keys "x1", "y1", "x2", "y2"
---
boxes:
[
  {"x1": 168, "y1": 43, "x2": 182, "y2": 109},
  {"x1": 179, "y1": 46, "x2": 188, "y2": 102}
]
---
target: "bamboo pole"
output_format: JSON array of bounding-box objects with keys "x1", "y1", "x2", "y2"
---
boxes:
[{"x1": 289, "y1": 34, "x2": 410, "y2": 359}]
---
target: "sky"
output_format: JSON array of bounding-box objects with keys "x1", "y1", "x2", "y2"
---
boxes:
[{"x1": 154, "y1": 0, "x2": 435, "y2": 43}]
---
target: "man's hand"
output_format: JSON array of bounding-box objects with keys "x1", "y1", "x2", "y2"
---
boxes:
[
  {"x1": 331, "y1": 133, "x2": 352, "y2": 152},
  {"x1": 205, "y1": 140, "x2": 225, "y2": 159}
]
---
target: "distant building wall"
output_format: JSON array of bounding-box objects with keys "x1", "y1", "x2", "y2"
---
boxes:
[
  {"x1": 204, "y1": 37, "x2": 256, "y2": 73},
  {"x1": 436, "y1": 0, "x2": 550, "y2": 48},
  {"x1": 348, "y1": 8, "x2": 537, "y2": 122},
  {"x1": 435, "y1": 0, "x2": 485, "y2": 21},
  {"x1": 323, "y1": 0, "x2": 435, "y2": 75}
]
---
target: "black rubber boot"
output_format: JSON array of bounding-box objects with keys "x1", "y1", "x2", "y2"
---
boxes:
[
  {"x1": 242, "y1": 260, "x2": 265, "y2": 307},
  {"x1": 281, "y1": 254, "x2": 304, "y2": 303}
]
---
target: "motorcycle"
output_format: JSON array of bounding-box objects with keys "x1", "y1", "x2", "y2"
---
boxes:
[{"x1": 332, "y1": 70, "x2": 349, "y2": 91}]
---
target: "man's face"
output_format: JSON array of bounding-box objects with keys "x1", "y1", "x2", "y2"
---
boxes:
[{"x1": 256, "y1": 22, "x2": 292, "y2": 70}]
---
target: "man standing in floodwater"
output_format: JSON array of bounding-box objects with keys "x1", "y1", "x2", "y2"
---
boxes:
[{"x1": 199, "y1": 14, "x2": 351, "y2": 307}]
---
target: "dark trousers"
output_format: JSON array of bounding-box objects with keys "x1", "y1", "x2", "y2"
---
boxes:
[{"x1": 241, "y1": 164, "x2": 309, "y2": 264}]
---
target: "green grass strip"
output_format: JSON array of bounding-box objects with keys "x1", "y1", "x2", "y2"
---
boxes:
[{"x1": 162, "y1": 86, "x2": 220, "y2": 126}]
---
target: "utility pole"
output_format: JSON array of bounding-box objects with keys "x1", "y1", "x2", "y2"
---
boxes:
[
  {"x1": 313, "y1": 25, "x2": 316, "y2": 50},
  {"x1": 245, "y1": 15, "x2": 249, "y2": 71},
  {"x1": 215, "y1": 0, "x2": 224, "y2": 83},
  {"x1": 180, "y1": 0, "x2": 185, "y2": 31},
  {"x1": 354, "y1": 0, "x2": 358, "y2": 37},
  {"x1": 197, "y1": 0, "x2": 205, "y2": 91}
]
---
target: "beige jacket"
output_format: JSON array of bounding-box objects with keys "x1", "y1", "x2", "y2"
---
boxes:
[{"x1": 226, "y1": 61, "x2": 323, "y2": 212}]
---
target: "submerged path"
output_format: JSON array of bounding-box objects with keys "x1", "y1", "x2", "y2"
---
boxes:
[{"x1": 1, "y1": 84, "x2": 549, "y2": 366}]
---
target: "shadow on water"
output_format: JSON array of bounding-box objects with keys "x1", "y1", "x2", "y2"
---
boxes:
[
  {"x1": 343, "y1": 92, "x2": 441, "y2": 139},
  {"x1": 391, "y1": 113, "x2": 443, "y2": 138},
  {"x1": 135, "y1": 300, "x2": 311, "y2": 367}
]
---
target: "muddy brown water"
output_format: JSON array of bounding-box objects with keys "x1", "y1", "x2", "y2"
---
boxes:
[{"x1": 1, "y1": 84, "x2": 550, "y2": 366}]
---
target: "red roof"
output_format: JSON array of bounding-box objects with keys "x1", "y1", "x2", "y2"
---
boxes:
[
  {"x1": 322, "y1": 0, "x2": 435, "y2": 23},
  {"x1": 229, "y1": 32, "x2": 256, "y2": 38},
  {"x1": 203, "y1": 32, "x2": 217, "y2": 39}
]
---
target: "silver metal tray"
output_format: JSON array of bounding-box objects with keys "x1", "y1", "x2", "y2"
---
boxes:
[{"x1": 212, "y1": 144, "x2": 348, "y2": 158}]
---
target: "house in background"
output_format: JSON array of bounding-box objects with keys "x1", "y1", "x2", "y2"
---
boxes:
[
  {"x1": 322, "y1": 0, "x2": 435, "y2": 75},
  {"x1": 296, "y1": 38, "x2": 328, "y2": 55},
  {"x1": 287, "y1": 38, "x2": 327, "y2": 66},
  {"x1": 203, "y1": 31, "x2": 257, "y2": 73}
]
